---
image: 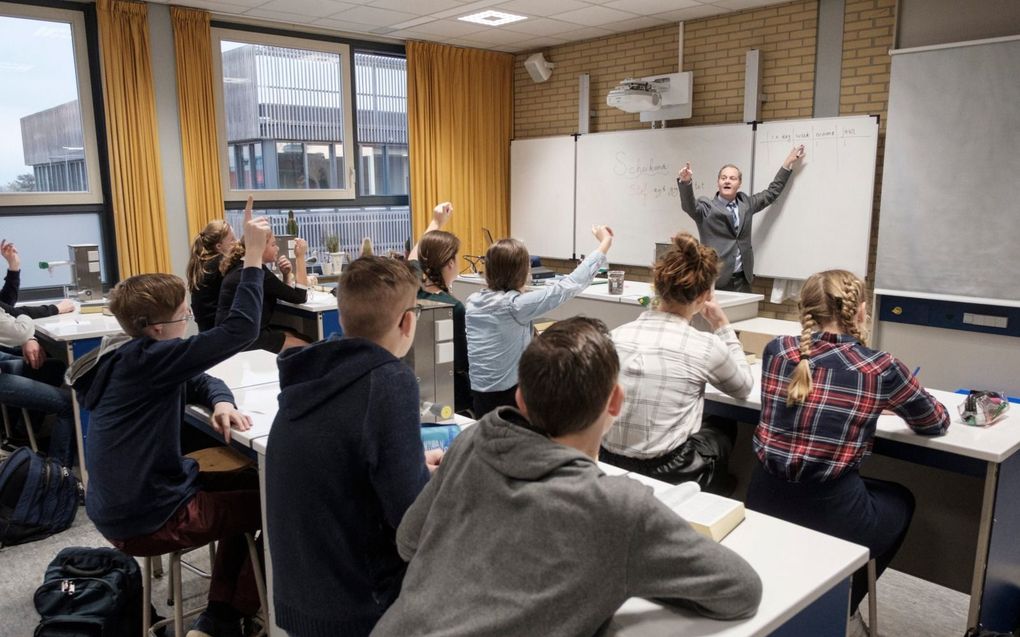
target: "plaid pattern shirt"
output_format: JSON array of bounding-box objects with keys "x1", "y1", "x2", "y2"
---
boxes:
[
  {"x1": 753, "y1": 332, "x2": 950, "y2": 483},
  {"x1": 602, "y1": 311, "x2": 753, "y2": 458}
]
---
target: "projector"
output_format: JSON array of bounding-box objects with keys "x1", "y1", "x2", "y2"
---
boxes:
[{"x1": 606, "y1": 79, "x2": 662, "y2": 113}]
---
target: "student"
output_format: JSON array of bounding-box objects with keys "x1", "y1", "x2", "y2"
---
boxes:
[
  {"x1": 745, "y1": 269, "x2": 949, "y2": 630},
  {"x1": 466, "y1": 225, "x2": 613, "y2": 417},
  {"x1": 407, "y1": 201, "x2": 469, "y2": 412},
  {"x1": 372, "y1": 317, "x2": 762, "y2": 636},
  {"x1": 601, "y1": 232, "x2": 752, "y2": 493},
  {"x1": 68, "y1": 207, "x2": 271, "y2": 637},
  {"x1": 187, "y1": 217, "x2": 238, "y2": 332},
  {"x1": 1, "y1": 239, "x2": 75, "y2": 318},
  {"x1": 676, "y1": 145, "x2": 804, "y2": 292},
  {"x1": 216, "y1": 226, "x2": 309, "y2": 352},
  {"x1": 0, "y1": 306, "x2": 75, "y2": 466},
  {"x1": 265, "y1": 256, "x2": 443, "y2": 637}
]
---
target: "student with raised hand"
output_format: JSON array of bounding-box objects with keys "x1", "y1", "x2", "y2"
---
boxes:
[
  {"x1": 601, "y1": 232, "x2": 752, "y2": 494},
  {"x1": 187, "y1": 213, "x2": 240, "y2": 332},
  {"x1": 745, "y1": 269, "x2": 949, "y2": 632},
  {"x1": 407, "y1": 201, "x2": 470, "y2": 412},
  {"x1": 466, "y1": 224, "x2": 613, "y2": 418},
  {"x1": 266, "y1": 256, "x2": 443, "y2": 637},
  {"x1": 677, "y1": 145, "x2": 804, "y2": 292},
  {"x1": 216, "y1": 208, "x2": 310, "y2": 352},
  {"x1": 372, "y1": 317, "x2": 762, "y2": 637},
  {"x1": 67, "y1": 205, "x2": 272, "y2": 637},
  {"x1": 0, "y1": 239, "x2": 75, "y2": 318}
]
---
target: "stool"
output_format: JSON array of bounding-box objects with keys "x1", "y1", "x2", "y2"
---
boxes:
[
  {"x1": 866, "y1": 557, "x2": 878, "y2": 636},
  {"x1": 141, "y1": 533, "x2": 267, "y2": 637},
  {"x1": 1, "y1": 403, "x2": 40, "y2": 452}
]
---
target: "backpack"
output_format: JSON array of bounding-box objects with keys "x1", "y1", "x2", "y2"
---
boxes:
[
  {"x1": 33, "y1": 547, "x2": 145, "y2": 637},
  {"x1": 0, "y1": 446, "x2": 80, "y2": 547}
]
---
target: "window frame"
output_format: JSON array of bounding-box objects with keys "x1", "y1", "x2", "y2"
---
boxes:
[
  {"x1": 211, "y1": 27, "x2": 357, "y2": 203},
  {"x1": 0, "y1": 1, "x2": 104, "y2": 206}
]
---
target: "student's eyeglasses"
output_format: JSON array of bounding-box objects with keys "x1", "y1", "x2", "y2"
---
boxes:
[
  {"x1": 147, "y1": 310, "x2": 193, "y2": 326},
  {"x1": 399, "y1": 304, "x2": 423, "y2": 325}
]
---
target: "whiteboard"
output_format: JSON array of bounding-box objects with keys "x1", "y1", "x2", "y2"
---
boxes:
[
  {"x1": 509, "y1": 136, "x2": 575, "y2": 259},
  {"x1": 574, "y1": 124, "x2": 753, "y2": 267},
  {"x1": 750, "y1": 116, "x2": 878, "y2": 280}
]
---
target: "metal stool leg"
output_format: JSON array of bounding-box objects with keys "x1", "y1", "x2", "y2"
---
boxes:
[
  {"x1": 143, "y1": 556, "x2": 153, "y2": 637},
  {"x1": 244, "y1": 533, "x2": 269, "y2": 637},
  {"x1": 21, "y1": 408, "x2": 39, "y2": 453},
  {"x1": 867, "y1": 558, "x2": 878, "y2": 636}
]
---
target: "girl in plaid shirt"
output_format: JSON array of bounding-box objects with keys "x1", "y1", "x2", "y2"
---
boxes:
[{"x1": 746, "y1": 269, "x2": 949, "y2": 629}]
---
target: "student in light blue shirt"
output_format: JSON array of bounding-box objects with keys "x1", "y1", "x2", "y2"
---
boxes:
[{"x1": 465, "y1": 225, "x2": 613, "y2": 417}]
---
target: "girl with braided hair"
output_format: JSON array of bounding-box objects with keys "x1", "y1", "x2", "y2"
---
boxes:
[
  {"x1": 601, "y1": 232, "x2": 752, "y2": 494},
  {"x1": 746, "y1": 269, "x2": 950, "y2": 630},
  {"x1": 187, "y1": 218, "x2": 236, "y2": 332},
  {"x1": 408, "y1": 202, "x2": 470, "y2": 412}
]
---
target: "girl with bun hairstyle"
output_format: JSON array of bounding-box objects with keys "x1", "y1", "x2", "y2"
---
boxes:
[
  {"x1": 408, "y1": 202, "x2": 470, "y2": 413},
  {"x1": 187, "y1": 219, "x2": 236, "y2": 332},
  {"x1": 600, "y1": 232, "x2": 752, "y2": 493},
  {"x1": 746, "y1": 269, "x2": 949, "y2": 626}
]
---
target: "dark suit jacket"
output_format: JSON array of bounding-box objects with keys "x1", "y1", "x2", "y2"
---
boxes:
[{"x1": 678, "y1": 166, "x2": 792, "y2": 286}]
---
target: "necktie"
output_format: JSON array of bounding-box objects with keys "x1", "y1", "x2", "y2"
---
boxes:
[{"x1": 727, "y1": 201, "x2": 739, "y2": 231}]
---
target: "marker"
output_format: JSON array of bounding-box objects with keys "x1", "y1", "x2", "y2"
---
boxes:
[{"x1": 912, "y1": 366, "x2": 921, "y2": 378}]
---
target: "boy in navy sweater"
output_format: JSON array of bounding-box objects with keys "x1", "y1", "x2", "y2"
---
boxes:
[
  {"x1": 266, "y1": 256, "x2": 443, "y2": 637},
  {"x1": 70, "y1": 205, "x2": 272, "y2": 637}
]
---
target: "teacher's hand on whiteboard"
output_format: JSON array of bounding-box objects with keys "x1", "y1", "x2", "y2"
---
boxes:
[
  {"x1": 592, "y1": 224, "x2": 614, "y2": 254},
  {"x1": 783, "y1": 145, "x2": 806, "y2": 170},
  {"x1": 677, "y1": 162, "x2": 693, "y2": 184}
]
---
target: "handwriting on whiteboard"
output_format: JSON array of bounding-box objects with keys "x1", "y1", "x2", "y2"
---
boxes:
[{"x1": 612, "y1": 151, "x2": 671, "y2": 179}]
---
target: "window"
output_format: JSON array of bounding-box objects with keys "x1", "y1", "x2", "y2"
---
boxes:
[
  {"x1": 355, "y1": 53, "x2": 408, "y2": 196},
  {"x1": 0, "y1": 3, "x2": 103, "y2": 205},
  {"x1": 212, "y1": 30, "x2": 356, "y2": 201}
]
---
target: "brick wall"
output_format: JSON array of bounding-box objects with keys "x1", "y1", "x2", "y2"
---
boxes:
[{"x1": 512, "y1": 0, "x2": 894, "y2": 320}]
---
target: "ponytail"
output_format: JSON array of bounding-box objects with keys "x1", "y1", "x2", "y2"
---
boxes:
[{"x1": 186, "y1": 220, "x2": 231, "y2": 292}]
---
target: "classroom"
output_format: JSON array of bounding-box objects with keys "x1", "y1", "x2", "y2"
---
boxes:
[{"x1": 2, "y1": 0, "x2": 1019, "y2": 635}]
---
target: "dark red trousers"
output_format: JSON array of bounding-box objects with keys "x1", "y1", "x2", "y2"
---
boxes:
[{"x1": 110, "y1": 470, "x2": 262, "y2": 615}]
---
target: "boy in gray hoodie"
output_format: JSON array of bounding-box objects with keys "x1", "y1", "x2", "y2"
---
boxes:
[{"x1": 372, "y1": 316, "x2": 762, "y2": 637}]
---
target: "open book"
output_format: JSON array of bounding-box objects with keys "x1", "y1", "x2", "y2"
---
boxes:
[{"x1": 658, "y1": 482, "x2": 745, "y2": 542}]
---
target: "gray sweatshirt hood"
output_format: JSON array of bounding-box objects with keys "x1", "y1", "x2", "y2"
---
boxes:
[{"x1": 475, "y1": 407, "x2": 598, "y2": 482}]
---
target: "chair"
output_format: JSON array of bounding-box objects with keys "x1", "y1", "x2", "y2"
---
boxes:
[
  {"x1": 138, "y1": 446, "x2": 266, "y2": 637},
  {"x1": 1, "y1": 403, "x2": 40, "y2": 452}
]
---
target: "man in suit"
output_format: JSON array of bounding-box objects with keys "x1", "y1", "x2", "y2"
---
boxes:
[{"x1": 677, "y1": 145, "x2": 805, "y2": 292}]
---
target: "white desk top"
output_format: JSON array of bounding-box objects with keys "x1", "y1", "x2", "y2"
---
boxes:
[
  {"x1": 32, "y1": 311, "x2": 123, "y2": 341},
  {"x1": 205, "y1": 350, "x2": 280, "y2": 391},
  {"x1": 730, "y1": 317, "x2": 802, "y2": 337},
  {"x1": 186, "y1": 382, "x2": 280, "y2": 449},
  {"x1": 278, "y1": 289, "x2": 337, "y2": 313},
  {"x1": 455, "y1": 276, "x2": 763, "y2": 309},
  {"x1": 608, "y1": 509, "x2": 866, "y2": 636},
  {"x1": 706, "y1": 364, "x2": 1020, "y2": 464}
]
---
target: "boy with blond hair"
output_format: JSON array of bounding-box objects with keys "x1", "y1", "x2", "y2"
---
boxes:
[
  {"x1": 266, "y1": 256, "x2": 442, "y2": 637},
  {"x1": 70, "y1": 204, "x2": 271, "y2": 637},
  {"x1": 373, "y1": 317, "x2": 762, "y2": 637}
]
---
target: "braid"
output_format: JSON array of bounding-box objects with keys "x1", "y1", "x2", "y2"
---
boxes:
[
  {"x1": 838, "y1": 273, "x2": 870, "y2": 345},
  {"x1": 420, "y1": 257, "x2": 449, "y2": 293},
  {"x1": 787, "y1": 313, "x2": 816, "y2": 406}
]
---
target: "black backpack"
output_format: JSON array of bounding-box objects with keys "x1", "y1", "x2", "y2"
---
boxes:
[
  {"x1": 34, "y1": 547, "x2": 145, "y2": 637},
  {"x1": 0, "y1": 446, "x2": 80, "y2": 547}
]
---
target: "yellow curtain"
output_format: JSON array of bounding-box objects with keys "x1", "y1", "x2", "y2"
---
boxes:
[
  {"x1": 170, "y1": 6, "x2": 224, "y2": 239},
  {"x1": 97, "y1": 0, "x2": 170, "y2": 277},
  {"x1": 407, "y1": 41, "x2": 513, "y2": 261}
]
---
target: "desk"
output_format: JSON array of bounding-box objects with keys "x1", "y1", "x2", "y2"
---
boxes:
[
  {"x1": 451, "y1": 276, "x2": 763, "y2": 331},
  {"x1": 274, "y1": 290, "x2": 340, "y2": 341},
  {"x1": 705, "y1": 366, "x2": 1020, "y2": 631},
  {"x1": 205, "y1": 350, "x2": 280, "y2": 391},
  {"x1": 32, "y1": 310, "x2": 123, "y2": 485}
]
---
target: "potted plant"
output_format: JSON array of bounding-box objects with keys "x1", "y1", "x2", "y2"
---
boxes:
[{"x1": 325, "y1": 235, "x2": 344, "y2": 274}]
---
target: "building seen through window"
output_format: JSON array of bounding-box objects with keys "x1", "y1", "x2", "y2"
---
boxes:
[{"x1": 221, "y1": 42, "x2": 408, "y2": 196}]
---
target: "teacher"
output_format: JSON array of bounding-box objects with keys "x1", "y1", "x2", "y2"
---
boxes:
[{"x1": 677, "y1": 145, "x2": 805, "y2": 292}]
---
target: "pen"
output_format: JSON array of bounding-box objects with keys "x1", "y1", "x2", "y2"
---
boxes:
[{"x1": 912, "y1": 366, "x2": 921, "y2": 377}]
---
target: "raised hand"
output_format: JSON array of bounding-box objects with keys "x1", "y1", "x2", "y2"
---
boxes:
[
  {"x1": 242, "y1": 195, "x2": 271, "y2": 269},
  {"x1": 1, "y1": 240, "x2": 20, "y2": 271},
  {"x1": 678, "y1": 162, "x2": 693, "y2": 183},
  {"x1": 592, "y1": 225, "x2": 614, "y2": 254},
  {"x1": 784, "y1": 145, "x2": 806, "y2": 170},
  {"x1": 432, "y1": 202, "x2": 453, "y2": 228}
]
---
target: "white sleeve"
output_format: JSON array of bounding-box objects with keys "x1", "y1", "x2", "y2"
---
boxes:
[{"x1": 0, "y1": 308, "x2": 34, "y2": 347}]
